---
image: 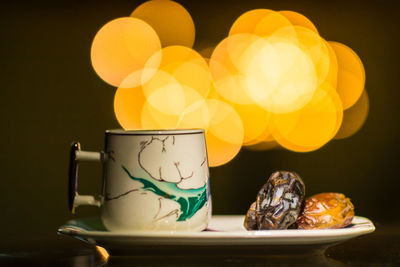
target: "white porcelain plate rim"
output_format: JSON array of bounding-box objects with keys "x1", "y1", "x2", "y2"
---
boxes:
[{"x1": 58, "y1": 215, "x2": 375, "y2": 244}]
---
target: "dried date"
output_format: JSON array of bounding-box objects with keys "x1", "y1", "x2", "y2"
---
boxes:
[
  {"x1": 296, "y1": 193, "x2": 354, "y2": 229},
  {"x1": 244, "y1": 171, "x2": 306, "y2": 230},
  {"x1": 244, "y1": 202, "x2": 258, "y2": 230}
]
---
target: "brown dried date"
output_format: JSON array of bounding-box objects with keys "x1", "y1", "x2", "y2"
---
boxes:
[
  {"x1": 244, "y1": 202, "x2": 257, "y2": 230},
  {"x1": 296, "y1": 193, "x2": 354, "y2": 229},
  {"x1": 244, "y1": 171, "x2": 306, "y2": 230}
]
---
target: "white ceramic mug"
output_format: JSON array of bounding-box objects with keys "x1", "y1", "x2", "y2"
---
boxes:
[{"x1": 68, "y1": 129, "x2": 211, "y2": 232}]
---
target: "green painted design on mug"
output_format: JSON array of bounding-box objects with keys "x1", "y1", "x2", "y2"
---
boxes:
[{"x1": 122, "y1": 165, "x2": 208, "y2": 221}]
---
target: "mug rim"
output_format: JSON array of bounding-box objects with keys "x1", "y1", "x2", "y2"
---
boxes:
[{"x1": 105, "y1": 129, "x2": 204, "y2": 135}]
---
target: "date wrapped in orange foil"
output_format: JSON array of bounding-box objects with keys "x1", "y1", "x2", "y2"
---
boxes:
[{"x1": 296, "y1": 193, "x2": 354, "y2": 229}]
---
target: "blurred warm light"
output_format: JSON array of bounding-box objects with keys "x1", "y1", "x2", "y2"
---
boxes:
[
  {"x1": 91, "y1": 17, "x2": 161, "y2": 88},
  {"x1": 229, "y1": 9, "x2": 289, "y2": 37},
  {"x1": 253, "y1": 12, "x2": 294, "y2": 37},
  {"x1": 243, "y1": 124, "x2": 279, "y2": 151},
  {"x1": 278, "y1": 11, "x2": 318, "y2": 34},
  {"x1": 209, "y1": 34, "x2": 258, "y2": 105},
  {"x1": 245, "y1": 140, "x2": 280, "y2": 151},
  {"x1": 271, "y1": 89, "x2": 343, "y2": 152},
  {"x1": 114, "y1": 84, "x2": 146, "y2": 130},
  {"x1": 289, "y1": 26, "x2": 330, "y2": 87},
  {"x1": 177, "y1": 100, "x2": 210, "y2": 130},
  {"x1": 141, "y1": 99, "x2": 181, "y2": 129},
  {"x1": 143, "y1": 46, "x2": 211, "y2": 98},
  {"x1": 233, "y1": 103, "x2": 270, "y2": 144},
  {"x1": 140, "y1": 46, "x2": 210, "y2": 125},
  {"x1": 88, "y1": 3, "x2": 368, "y2": 166},
  {"x1": 142, "y1": 70, "x2": 187, "y2": 115},
  {"x1": 206, "y1": 99, "x2": 244, "y2": 167},
  {"x1": 329, "y1": 41, "x2": 365, "y2": 110},
  {"x1": 229, "y1": 9, "x2": 271, "y2": 35},
  {"x1": 324, "y1": 40, "x2": 339, "y2": 88},
  {"x1": 131, "y1": 0, "x2": 195, "y2": 48},
  {"x1": 173, "y1": 61, "x2": 211, "y2": 96},
  {"x1": 242, "y1": 37, "x2": 317, "y2": 114},
  {"x1": 141, "y1": 85, "x2": 207, "y2": 130},
  {"x1": 335, "y1": 90, "x2": 369, "y2": 139},
  {"x1": 243, "y1": 125, "x2": 275, "y2": 147}
]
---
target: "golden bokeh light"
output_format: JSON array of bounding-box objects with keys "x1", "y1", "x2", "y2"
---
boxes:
[
  {"x1": 142, "y1": 70, "x2": 186, "y2": 115},
  {"x1": 271, "y1": 89, "x2": 343, "y2": 152},
  {"x1": 289, "y1": 26, "x2": 331, "y2": 87},
  {"x1": 100, "y1": 6, "x2": 369, "y2": 166},
  {"x1": 131, "y1": 0, "x2": 195, "y2": 48},
  {"x1": 145, "y1": 45, "x2": 207, "y2": 69},
  {"x1": 242, "y1": 37, "x2": 318, "y2": 114},
  {"x1": 323, "y1": 40, "x2": 339, "y2": 88},
  {"x1": 226, "y1": 34, "x2": 261, "y2": 70},
  {"x1": 140, "y1": 100, "x2": 180, "y2": 129},
  {"x1": 143, "y1": 45, "x2": 211, "y2": 98},
  {"x1": 245, "y1": 140, "x2": 280, "y2": 151},
  {"x1": 278, "y1": 10, "x2": 318, "y2": 34},
  {"x1": 243, "y1": 125, "x2": 275, "y2": 147},
  {"x1": 229, "y1": 9, "x2": 275, "y2": 36},
  {"x1": 326, "y1": 84, "x2": 345, "y2": 138},
  {"x1": 205, "y1": 83, "x2": 224, "y2": 101},
  {"x1": 140, "y1": 46, "x2": 210, "y2": 120},
  {"x1": 253, "y1": 12, "x2": 294, "y2": 37},
  {"x1": 177, "y1": 100, "x2": 210, "y2": 130},
  {"x1": 173, "y1": 61, "x2": 211, "y2": 97},
  {"x1": 205, "y1": 99, "x2": 244, "y2": 167},
  {"x1": 233, "y1": 103, "x2": 270, "y2": 144},
  {"x1": 329, "y1": 41, "x2": 365, "y2": 110},
  {"x1": 229, "y1": 9, "x2": 294, "y2": 38},
  {"x1": 91, "y1": 17, "x2": 161, "y2": 88},
  {"x1": 114, "y1": 85, "x2": 146, "y2": 130},
  {"x1": 206, "y1": 133, "x2": 242, "y2": 167},
  {"x1": 335, "y1": 90, "x2": 369, "y2": 139},
  {"x1": 209, "y1": 34, "x2": 259, "y2": 105}
]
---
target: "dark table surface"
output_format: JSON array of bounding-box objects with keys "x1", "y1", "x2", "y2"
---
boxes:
[{"x1": 0, "y1": 222, "x2": 399, "y2": 266}]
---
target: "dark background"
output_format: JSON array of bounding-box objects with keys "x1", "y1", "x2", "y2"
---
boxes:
[{"x1": 1, "y1": 0, "x2": 399, "y2": 242}]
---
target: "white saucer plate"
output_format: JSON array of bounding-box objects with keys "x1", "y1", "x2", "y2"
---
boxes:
[{"x1": 58, "y1": 215, "x2": 375, "y2": 249}]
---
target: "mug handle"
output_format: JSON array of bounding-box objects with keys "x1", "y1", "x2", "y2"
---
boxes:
[{"x1": 68, "y1": 141, "x2": 103, "y2": 213}]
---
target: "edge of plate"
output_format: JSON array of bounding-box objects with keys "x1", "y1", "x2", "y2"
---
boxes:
[{"x1": 57, "y1": 215, "x2": 375, "y2": 239}]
